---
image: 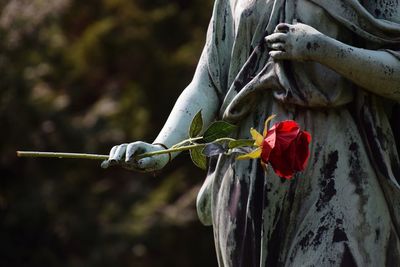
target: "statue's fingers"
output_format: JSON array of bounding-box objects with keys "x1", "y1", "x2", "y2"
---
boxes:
[
  {"x1": 270, "y1": 42, "x2": 286, "y2": 51},
  {"x1": 265, "y1": 33, "x2": 287, "y2": 44},
  {"x1": 136, "y1": 157, "x2": 155, "y2": 171},
  {"x1": 269, "y1": 50, "x2": 288, "y2": 60},
  {"x1": 109, "y1": 145, "x2": 118, "y2": 157},
  {"x1": 110, "y1": 144, "x2": 127, "y2": 163},
  {"x1": 101, "y1": 161, "x2": 110, "y2": 169},
  {"x1": 275, "y1": 23, "x2": 291, "y2": 33},
  {"x1": 101, "y1": 145, "x2": 119, "y2": 169},
  {"x1": 125, "y1": 142, "x2": 146, "y2": 164}
]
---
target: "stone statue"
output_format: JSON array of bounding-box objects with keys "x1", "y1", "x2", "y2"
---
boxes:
[{"x1": 102, "y1": 0, "x2": 400, "y2": 266}]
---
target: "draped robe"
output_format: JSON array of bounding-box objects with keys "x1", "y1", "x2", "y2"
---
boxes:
[{"x1": 195, "y1": 0, "x2": 400, "y2": 266}]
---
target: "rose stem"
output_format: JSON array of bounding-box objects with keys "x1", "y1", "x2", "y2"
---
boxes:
[{"x1": 16, "y1": 143, "x2": 205, "y2": 161}]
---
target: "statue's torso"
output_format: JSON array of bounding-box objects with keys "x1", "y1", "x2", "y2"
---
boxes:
[{"x1": 225, "y1": 0, "x2": 359, "y2": 108}]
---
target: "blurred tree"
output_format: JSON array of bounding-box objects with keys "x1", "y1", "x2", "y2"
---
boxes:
[{"x1": 0, "y1": 0, "x2": 217, "y2": 266}]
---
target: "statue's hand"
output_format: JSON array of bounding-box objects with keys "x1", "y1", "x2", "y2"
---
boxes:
[
  {"x1": 101, "y1": 142, "x2": 169, "y2": 172},
  {"x1": 265, "y1": 23, "x2": 324, "y2": 61}
]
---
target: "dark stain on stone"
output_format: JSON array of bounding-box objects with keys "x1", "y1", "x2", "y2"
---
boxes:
[
  {"x1": 319, "y1": 211, "x2": 334, "y2": 224},
  {"x1": 333, "y1": 227, "x2": 349, "y2": 243},
  {"x1": 319, "y1": 179, "x2": 336, "y2": 208},
  {"x1": 348, "y1": 142, "x2": 368, "y2": 207},
  {"x1": 299, "y1": 230, "x2": 314, "y2": 250},
  {"x1": 322, "y1": 151, "x2": 339, "y2": 180},
  {"x1": 243, "y1": 8, "x2": 253, "y2": 18},
  {"x1": 349, "y1": 142, "x2": 362, "y2": 191},
  {"x1": 221, "y1": 8, "x2": 227, "y2": 41},
  {"x1": 333, "y1": 217, "x2": 348, "y2": 244},
  {"x1": 349, "y1": 142, "x2": 357, "y2": 152},
  {"x1": 313, "y1": 143, "x2": 323, "y2": 167},
  {"x1": 375, "y1": 228, "x2": 380, "y2": 243},
  {"x1": 232, "y1": 41, "x2": 266, "y2": 93},
  {"x1": 316, "y1": 151, "x2": 338, "y2": 211},
  {"x1": 312, "y1": 225, "x2": 329, "y2": 247},
  {"x1": 340, "y1": 243, "x2": 358, "y2": 267},
  {"x1": 306, "y1": 42, "x2": 320, "y2": 51}
]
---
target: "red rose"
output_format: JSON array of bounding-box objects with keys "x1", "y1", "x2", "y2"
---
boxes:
[
  {"x1": 261, "y1": 120, "x2": 311, "y2": 179},
  {"x1": 237, "y1": 117, "x2": 311, "y2": 179}
]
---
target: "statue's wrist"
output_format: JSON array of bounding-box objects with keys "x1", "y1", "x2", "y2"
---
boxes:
[
  {"x1": 152, "y1": 142, "x2": 172, "y2": 165},
  {"x1": 310, "y1": 34, "x2": 335, "y2": 63}
]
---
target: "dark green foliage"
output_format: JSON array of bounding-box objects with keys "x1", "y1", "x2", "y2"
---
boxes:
[
  {"x1": 203, "y1": 121, "x2": 237, "y2": 143},
  {"x1": 229, "y1": 139, "x2": 256, "y2": 149},
  {"x1": 190, "y1": 147, "x2": 208, "y2": 170},
  {"x1": 0, "y1": 0, "x2": 217, "y2": 266},
  {"x1": 189, "y1": 110, "x2": 203, "y2": 138}
]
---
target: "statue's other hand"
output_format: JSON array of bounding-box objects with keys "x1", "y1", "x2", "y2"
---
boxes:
[
  {"x1": 265, "y1": 22, "x2": 323, "y2": 62},
  {"x1": 101, "y1": 142, "x2": 169, "y2": 172}
]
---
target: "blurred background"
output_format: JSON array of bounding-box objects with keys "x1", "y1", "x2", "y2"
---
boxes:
[{"x1": 0, "y1": 0, "x2": 217, "y2": 266}]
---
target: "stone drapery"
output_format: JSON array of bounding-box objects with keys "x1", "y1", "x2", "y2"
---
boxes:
[{"x1": 196, "y1": 0, "x2": 400, "y2": 266}]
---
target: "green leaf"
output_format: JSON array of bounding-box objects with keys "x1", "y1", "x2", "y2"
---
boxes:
[
  {"x1": 189, "y1": 110, "x2": 203, "y2": 138},
  {"x1": 203, "y1": 121, "x2": 237, "y2": 143},
  {"x1": 190, "y1": 147, "x2": 207, "y2": 170},
  {"x1": 228, "y1": 139, "x2": 256, "y2": 149}
]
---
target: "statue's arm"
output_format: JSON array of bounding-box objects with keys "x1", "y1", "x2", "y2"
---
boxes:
[
  {"x1": 266, "y1": 23, "x2": 400, "y2": 102},
  {"x1": 313, "y1": 35, "x2": 400, "y2": 101},
  {"x1": 102, "y1": 54, "x2": 220, "y2": 171},
  {"x1": 102, "y1": 0, "x2": 235, "y2": 172},
  {"x1": 153, "y1": 59, "x2": 220, "y2": 150}
]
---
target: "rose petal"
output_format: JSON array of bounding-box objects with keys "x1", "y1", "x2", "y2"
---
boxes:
[
  {"x1": 261, "y1": 138, "x2": 274, "y2": 163},
  {"x1": 269, "y1": 148, "x2": 296, "y2": 179},
  {"x1": 265, "y1": 121, "x2": 311, "y2": 179},
  {"x1": 273, "y1": 121, "x2": 300, "y2": 151},
  {"x1": 275, "y1": 120, "x2": 299, "y2": 133},
  {"x1": 294, "y1": 131, "x2": 311, "y2": 171},
  {"x1": 264, "y1": 128, "x2": 276, "y2": 148}
]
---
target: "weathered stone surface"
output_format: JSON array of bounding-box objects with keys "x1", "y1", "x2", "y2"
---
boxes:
[{"x1": 196, "y1": 0, "x2": 400, "y2": 266}]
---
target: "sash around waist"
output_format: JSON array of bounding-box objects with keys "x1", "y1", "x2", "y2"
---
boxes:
[{"x1": 219, "y1": 60, "x2": 355, "y2": 123}]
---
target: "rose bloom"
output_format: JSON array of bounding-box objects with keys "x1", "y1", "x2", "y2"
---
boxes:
[
  {"x1": 238, "y1": 118, "x2": 311, "y2": 179},
  {"x1": 261, "y1": 121, "x2": 311, "y2": 179}
]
